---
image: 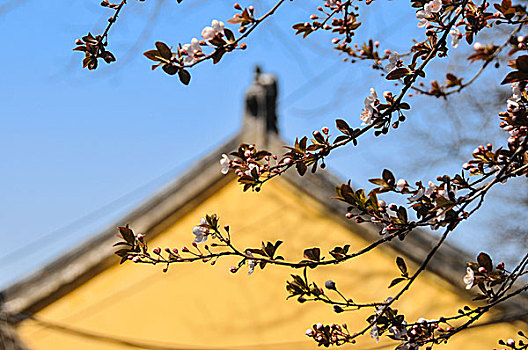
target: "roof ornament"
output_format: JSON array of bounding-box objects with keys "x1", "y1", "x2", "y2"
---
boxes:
[{"x1": 242, "y1": 66, "x2": 279, "y2": 146}]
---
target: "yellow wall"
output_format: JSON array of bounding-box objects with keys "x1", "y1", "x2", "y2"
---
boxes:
[{"x1": 18, "y1": 180, "x2": 523, "y2": 349}]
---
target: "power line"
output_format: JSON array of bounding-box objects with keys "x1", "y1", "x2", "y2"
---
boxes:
[{"x1": 0, "y1": 139, "x2": 229, "y2": 268}]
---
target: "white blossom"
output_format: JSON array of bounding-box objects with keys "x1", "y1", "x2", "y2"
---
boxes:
[
  {"x1": 201, "y1": 20, "x2": 225, "y2": 41},
  {"x1": 182, "y1": 38, "x2": 202, "y2": 65},
  {"x1": 360, "y1": 88, "x2": 378, "y2": 125},
  {"x1": 247, "y1": 253, "x2": 256, "y2": 275},
  {"x1": 416, "y1": 0, "x2": 442, "y2": 27},
  {"x1": 396, "y1": 179, "x2": 408, "y2": 191},
  {"x1": 244, "y1": 163, "x2": 259, "y2": 176},
  {"x1": 426, "y1": 0, "x2": 442, "y2": 14},
  {"x1": 507, "y1": 83, "x2": 524, "y2": 112},
  {"x1": 463, "y1": 267, "x2": 474, "y2": 289},
  {"x1": 220, "y1": 153, "x2": 230, "y2": 174},
  {"x1": 449, "y1": 27, "x2": 461, "y2": 48},
  {"x1": 370, "y1": 324, "x2": 380, "y2": 343},
  {"x1": 424, "y1": 181, "x2": 437, "y2": 198},
  {"x1": 389, "y1": 322, "x2": 407, "y2": 339},
  {"x1": 192, "y1": 218, "x2": 210, "y2": 243},
  {"x1": 409, "y1": 188, "x2": 424, "y2": 202},
  {"x1": 385, "y1": 51, "x2": 400, "y2": 72},
  {"x1": 511, "y1": 82, "x2": 523, "y2": 101}
]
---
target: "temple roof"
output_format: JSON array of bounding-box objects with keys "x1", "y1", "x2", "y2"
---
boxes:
[{"x1": 2, "y1": 68, "x2": 527, "y2": 338}]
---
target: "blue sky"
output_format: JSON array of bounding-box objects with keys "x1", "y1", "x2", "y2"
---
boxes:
[{"x1": 0, "y1": 0, "x2": 521, "y2": 288}]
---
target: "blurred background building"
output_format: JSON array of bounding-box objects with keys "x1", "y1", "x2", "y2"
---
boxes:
[{"x1": 1, "y1": 71, "x2": 526, "y2": 350}]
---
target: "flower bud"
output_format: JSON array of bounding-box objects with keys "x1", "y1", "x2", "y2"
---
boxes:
[
  {"x1": 233, "y1": 2, "x2": 242, "y2": 10},
  {"x1": 325, "y1": 280, "x2": 336, "y2": 290},
  {"x1": 396, "y1": 179, "x2": 407, "y2": 190},
  {"x1": 305, "y1": 329, "x2": 315, "y2": 337},
  {"x1": 333, "y1": 305, "x2": 344, "y2": 313},
  {"x1": 152, "y1": 247, "x2": 161, "y2": 255}
]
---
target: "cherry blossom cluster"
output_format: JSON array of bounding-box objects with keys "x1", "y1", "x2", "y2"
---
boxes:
[
  {"x1": 292, "y1": 0, "x2": 365, "y2": 45},
  {"x1": 221, "y1": 144, "x2": 275, "y2": 192},
  {"x1": 369, "y1": 310, "x2": 442, "y2": 350},
  {"x1": 498, "y1": 331, "x2": 528, "y2": 350},
  {"x1": 463, "y1": 252, "x2": 508, "y2": 296},
  {"x1": 221, "y1": 87, "x2": 412, "y2": 192},
  {"x1": 73, "y1": 0, "x2": 127, "y2": 70},
  {"x1": 332, "y1": 168, "x2": 465, "y2": 239},
  {"x1": 142, "y1": 17, "x2": 244, "y2": 84},
  {"x1": 96, "y1": 0, "x2": 528, "y2": 348},
  {"x1": 73, "y1": 33, "x2": 116, "y2": 70},
  {"x1": 305, "y1": 322, "x2": 355, "y2": 347}
]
